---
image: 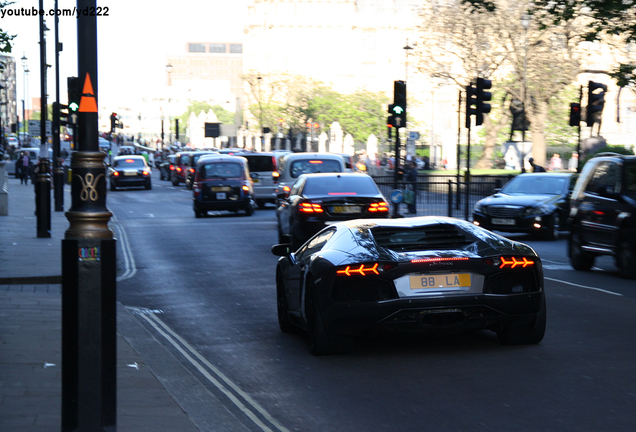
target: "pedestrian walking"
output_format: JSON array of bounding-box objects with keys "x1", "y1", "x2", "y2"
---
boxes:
[
  {"x1": 528, "y1": 157, "x2": 546, "y2": 173},
  {"x1": 405, "y1": 160, "x2": 418, "y2": 215},
  {"x1": 18, "y1": 151, "x2": 30, "y2": 184}
]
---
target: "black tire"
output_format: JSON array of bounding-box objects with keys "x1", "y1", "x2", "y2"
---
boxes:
[
  {"x1": 305, "y1": 278, "x2": 352, "y2": 356},
  {"x1": 110, "y1": 182, "x2": 116, "y2": 191},
  {"x1": 171, "y1": 175, "x2": 178, "y2": 186},
  {"x1": 497, "y1": 295, "x2": 547, "y2": 345},
  {"x1": 617, "y1": 233, "x2": 636, "y2": 279},
  {"x1": 569, "y1": 227, "x2": 594, "y2": 271},
  {"x1": 245, "y1": 203, "x2": 254, "y2": 216},
  {"x1": 194, "y1": 209, "x2": 204, "y2": 218},
  {"x1": 277, "y1": 225, "x2": 288, "y2": 244},
  {"x1": 257, "y1": 200, "x2": 267, "y2": 209},
  {"x1": 542, "y1": 212, "x2": 559, "y2": 241},
  {"x1": 145, "y1": 181, "x2": 152, "y2": 190},
  {"x1": 276, "y1": 269, "x2": 294, "y2": 333}
]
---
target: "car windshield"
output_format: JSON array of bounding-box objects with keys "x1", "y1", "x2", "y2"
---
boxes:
[
  {"x1": 115, "y1": 158, "x2": 145, "y2": 168},
  {"x1": 200, "y1": 162, "x2": 243, "y2": 179},
  {"x1": 290, "y1": 159, "x2": 342, "y2": 178},
  {"x1": 501, "y1": 176, "x2": 566, "y2": 195},
  {"x1": 245, "y1": 155, "x2": 275, "y2": 172},
  {"x1": 302, "y1": 176, "x2": 380, "y2": 196}
]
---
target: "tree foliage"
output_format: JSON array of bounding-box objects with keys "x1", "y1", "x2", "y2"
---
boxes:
[
  {"x1": 0, "y1": 1, "x2": 15, "y2": 53},
  {"x1": 180, "y1": 101, "x2": 235, "y2": 125}
]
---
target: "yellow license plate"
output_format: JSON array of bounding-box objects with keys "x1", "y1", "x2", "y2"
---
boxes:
[
  {"x1": 409, "y1": 273, "x2": 471, "y2": 289},
  {"x1": 333, "y1": 205, "x2": 361, "y2": 214},
  {"x1": 124, "y1": 171, "x2": 137, "y2": 176},
  {"x1": 252, "y1": 178, "x2": 260, "y2": 184},
  {"x1": 211, "y1": 186, "x2": 231, "y2": 192}
]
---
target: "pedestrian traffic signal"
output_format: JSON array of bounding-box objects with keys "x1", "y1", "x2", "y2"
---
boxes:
[
  {"x1": 392, "y1": 80, "x2": 407, "y2": 127},
  {"x1": 569, "y1": 103, "x2": 581, "y2": 127},
  {"x1": 465, "y1": 82, "x2": 477, "y2": 128},
  {"x1": 476, "y1": 78, "x2": 492, "y2": 126},
  {"x1": 67, "y1": 76, "x2": 80, "y2": 112},
  {"x1": 586, "y1": 81, "x2": 607, "y2": 126}
]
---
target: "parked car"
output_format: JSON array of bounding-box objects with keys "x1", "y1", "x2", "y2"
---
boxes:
[
  {"x1": 276, "y1": 172, "x2": 390, "y2": 249},
  {"x1": 5, "y1": 147, "x2": 50, "y2": 178},
  {"x1": 241, "y1": 151, "x2": 283, "y2": 208},
  {"x1": 108, "y1": 155, "x2": 152, "y2": 190},
  {"x1": 275, "y1": 152, "x2": 346, "y2": 203},
  {"x1": 171, "y1": 151, "x2": 192, "y2": 186},
  {"x1": 159, "y1": 154, "x2": 177, "y2": 181},
  {"x1": 272, "y1": 216, "x2": 546, "y2": 355},
  {"x1": 192, "y1": 155, "x2": 256, "y2": 217},
  {"x1": 567, "y1": 152, "x2": 636, "y2": 279},
  {"x1": 472, "y1": 173, "x2": 574, "y2": 240},
  {"x1": 185, "y1": 151, "x2": 219, "y2": 189}
]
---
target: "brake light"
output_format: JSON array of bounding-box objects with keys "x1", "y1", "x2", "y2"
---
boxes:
[
  {"x1": 142, "y1": 170, "x2": 149, "y2": 176},
  {"x1": 176, "y1": 167, "x2": 182, "y2": 172},
  {"x1": 369, "y1": 202, "x2": 389, "y2": 212},
  {"x1": 328, "y1": 192, "x2": 358, "y2": 196},
  {"x1": 189, "y1": 168, "x2": 195, "y2": 174},
  {"x1": 242, "y1": 185, "x2": 250, "y2": 192},
  {"x1": 309, "y1": 160, "x2": 323, "y2": 164},
  {"x1": 499, "y1": 256, "x2": 535, "y2": 269},
  {"x1": 272, "y1": 171, "x2": 280, "y2": 182},
  {"x1": 411, "y1": 257, "x2": 469, "y2": 264},
  {"x1": 336, "y1": 263, "x2": 379, "y2": 276},
  {"x1": 169, "y1": 165, "x2": 175, "y2": 171},
  {"x1": 299, "y1": 202, "x2": 323, "y2": 213},
  {"x1": 283, "y1": 186, "x2": 291, "y2": 193},
  {"x1": 112, "y1": 171, "x2": 120, "y2": 177},
  {"x1": 125, "y1": 159, "x2": 135, "y2": 163}
]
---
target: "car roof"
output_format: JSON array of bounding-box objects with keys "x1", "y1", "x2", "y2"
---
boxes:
[
  {"x1": 590, "y1": 152, "x2": 636, "y2": 161},
  {"x1": 282, "y1": 152, "x2": 345, "y2": 161},
  {"x1": 114, "y1": 155, "x2": 145, "y2": 160},
  {"x1": 299, "y1": 172, "x2": 371, "y2": 180},
  {"x1": 196, "y1": 155, "x2": 247, "y2": 165},
  {"x1": 513, "y1": 172, "x2": 573, "y2": 178}
]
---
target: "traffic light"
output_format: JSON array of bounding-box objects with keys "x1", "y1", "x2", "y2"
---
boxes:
[
  {"x1": 586, "y1": 81, "x2": 607, "y2": 126},
  {"x1": 476, "y1": 78, "x2": 492, "y2": 126},
  {"x1": 569, "y1": 103, "x2": 581, "y2": 127},
  {"x1": 54, "y1": 102, "x2": 70, "y2": 127},
  {"x1": 67, "y1": 76, "x2": 80, "y2": 113},
  {"x1": 110, "y1": 113, "x2": 117, "y2": 132},
  {"x1": 175, "y1": 119, "x2": 180, "y2": 141},
  {"x1": 465, "y1": 82, "x2": 477, "y2": 128},
  {"x1": 391, "y1": 80, "x2": 407, "y2": 127}
]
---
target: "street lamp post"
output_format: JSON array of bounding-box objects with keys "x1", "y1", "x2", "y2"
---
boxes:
[
  {"x1": 521, "y1": 14, "x2": 530, "y2": 172},
  {"x1": 20, "y1": 54, "x2": 27, "y2": 147}
]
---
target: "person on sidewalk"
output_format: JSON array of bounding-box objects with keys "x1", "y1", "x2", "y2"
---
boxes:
[
  {"x1": 405, "y1": 160, "x2": 418, "y2": 215},
  {"x1": 528, "y1": 157, "x2": 546, "y2": 173},
  {"x1": 18, "y1": 151, "x2": 30, "y2": 184}
]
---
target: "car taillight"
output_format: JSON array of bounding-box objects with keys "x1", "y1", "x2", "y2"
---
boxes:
[
  {"x1": 242, "y1": 185, "x2": 250, "y2": 193},
  {"x1": 142, "y1": 170, "x2": 149, "y2": 176},
  {"x1": 336, "y1": 263, "x2": 379, "y2": 276},
  {"x1": 484, "y1": 256, "x2": 536, "y2": 268},
  {"x1": 169, "y1": 165, "x2": 175, "y2": 171},
  {"x1": 368, "y1": 202, "x2": 389, "y2": 212},
  {"x1": 272, "y1": 171, "x2": 280, "y2": 183},
  {"x1": 189, "y1": 168, "x2": 195, "y2": 174},
  {"x1": 176, "y1": 167, "x2": 182, "y2": 172},
  {"x1": 299, "y1": 202, "x2": 323, "y2": 213},
  {"x1": 112, "y1": 171, "x2": 120, "y2": 177},
  {"x1": 411, "y1": 257, "x2": 469, "y2": 264}
]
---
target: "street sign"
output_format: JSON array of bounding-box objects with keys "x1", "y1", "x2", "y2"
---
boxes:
[
  {"x1": 28, "y1": 120, "x2": 52, "y2": 137},
  {"x1": 408, "y1": 131, "x2": 420, "y2": 141},
  {"x1": 390, "y1": 189, "x2": 403, "y2": 204}
]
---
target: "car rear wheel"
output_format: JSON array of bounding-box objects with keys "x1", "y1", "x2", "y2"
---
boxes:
[
  {"x1": 276, "y1": 270, "x2": 294, "y2": 333},
  {"x1": 497, "y1": 295, "x2": 546, "y2": 345},
  {"x1": 617, "y1": 233, "x2": 636, "y2": 279},
  {"x1": 145, "y1": 181, "x2": 152, "y2": 190},
  {"x1": 171, "y1": 175, "x2": 178, "y2": 186},
  {"x1": 569, "y1": 227, "x2": 594, "y2": 271},
  {"x1": 305, "y1": 279, "x2": 353, "y2": 356}
]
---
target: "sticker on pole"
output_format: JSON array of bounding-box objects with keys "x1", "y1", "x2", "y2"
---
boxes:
[
  {"x1": 390, "y1": 189, "x2": 403, "y2": 204},
  {"x1": 79, "y1": 72, "x2": 98, "y2": 113}
]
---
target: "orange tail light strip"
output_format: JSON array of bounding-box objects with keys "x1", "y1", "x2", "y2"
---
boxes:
[
  {"x1": 369, "y1": 202, "x2": 389, "y2": 212},
  {"x1": 411, "y1": 257, "x2": 469, "y2": 263},
  {"x1": 336, "y1": 263, "x2": 379, "y2": 276},
  {"x1": 299, "y1": 203, "x2": 324, "y2": 213},
  {"x1": 499, "y1": 257, "x2": 535, "y2": 269}
]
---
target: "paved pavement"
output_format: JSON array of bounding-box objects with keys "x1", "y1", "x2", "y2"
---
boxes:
[{"x1": 0, "y1": 170, "x2": 203, "y2": 431}]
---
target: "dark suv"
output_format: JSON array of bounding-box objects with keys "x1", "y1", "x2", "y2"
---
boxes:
[{"x1": 567, "y1": 152, "x2": 636, "y2": 279}]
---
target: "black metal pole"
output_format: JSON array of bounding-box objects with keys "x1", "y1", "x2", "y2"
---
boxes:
[
  {"x1": 37, "y1": 0, "x2": 51, "y2": 238},
  {"x1": 53, "y1": 0, "x2": 64, "y2": 212},
  {"x1": 576, "y1": 85, "x2": 582, "y2": 173},
  {"x1": 392, "y1": 125, "x2": 401, "y2": 218},
  {"x1": 62, "y1": 0, "x2": 116, "y2": 430}
]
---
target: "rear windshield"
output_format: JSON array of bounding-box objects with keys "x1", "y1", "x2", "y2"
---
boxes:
[
  {"x1": 625, "y1": 162, "x2": 636, "y2": 199},
  {"x1": 303, "y1": 176, "x2": 380, "y2": 196},
  {"x1": 290, "y1": 159, "x2": 343, "y2": 178},
  {"x1": 114, "y1": 158, "x2": 145, "y2": 168},
  {"x1": 245, "y1": 155, "x2": 275, "y2": 172},
  {"x1": 179, "y1": 155, "x2": 190, "y2": 165},
  {"x1": 200, "y1": 162, "x2": 243, "y2": 179},
  {"x1": 372, "y1": 224, "x2": 476, "y2": 251}
]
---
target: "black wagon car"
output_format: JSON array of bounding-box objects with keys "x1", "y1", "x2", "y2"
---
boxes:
[
  {"x1": 472, "y1": 173, "x2": 574, "y2": 240},
  {"x1": 108, "y1": 155, "x2": 152, "y2": 191},
  {"x1": 159, "y1": 154, "x2": 177, "y2": 181},
  {"x1": 272, "y1": 217, "x2": 546, "y2": 355},
  {"x1": 185, "y1": 151, "x2": 219, "y2": 189},
  {"x1": 567, "y1": 153, "x2": 636, "y2": 279},
  {"x1": 192, "y1": 155, "x2": 256, "y2": 217},
  {"x1": 276, "y1": 172, "x2": 390, "y2": 249}
]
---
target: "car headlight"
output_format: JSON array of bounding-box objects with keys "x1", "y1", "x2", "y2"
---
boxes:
[{"x1": 524, "y1": 204, "x2": 551, "y2": 216}]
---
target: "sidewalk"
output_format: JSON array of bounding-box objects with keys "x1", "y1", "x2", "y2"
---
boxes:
[{"x1": 0, "y1": 172, "x2": 200, "y2": 431}]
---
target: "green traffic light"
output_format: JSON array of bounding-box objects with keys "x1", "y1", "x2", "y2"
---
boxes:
[
  {"x1": 392, "y1": 106, "x2": 404, "y2": 115},
  {"x1": 69, "y1": 102, "x2": 79, "y2": 112}
]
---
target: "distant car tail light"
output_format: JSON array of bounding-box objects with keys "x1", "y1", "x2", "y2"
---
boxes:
[
  {"x1": 299, "y1": 202, "x2": 324, "y2": 213},
  {"x1": 169, "y1": 165, "x2": 175, "y2": 171},
  {"x1": 112, "y1": 171, "x2": 120, "y2": 177},
  {"x1": 309, "y1": 160, "x2": 324, "y2": 164},
  {"x1": 242, "y1": 184, "x2": 250, "y2": 193},
  {"x1": 142, "y1": 170, "x2": 150, "y2": 176},
  {"x1": 283, "y1": 185, "x2": 291, "y2": 193},
  {"x1": 369, "y1": 202, "x2": 389, "y2": 212},
  {"x1": 495, "y1": 256, "x2": 535, "y2": 269},
  {"x1": 336, "y1": 263, "x2": 379, "y2": 276},
  {"x1": 272, "y1": 171, "x2": 280, "y2": 183},
  {"x1": 189, "y1": 168, "x2": 195, "y2": 174}
]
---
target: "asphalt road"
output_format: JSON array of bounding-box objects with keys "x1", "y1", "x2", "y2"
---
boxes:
[{"x1": 106, "y1": 172, "x2": 636, "y2": 432}]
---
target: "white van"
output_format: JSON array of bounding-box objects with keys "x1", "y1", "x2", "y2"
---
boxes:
[
  {"x1": 6, "y1": 147, "x2": 49, "y2": 177},
  {"x1": 275, "y1": 152, "x2": 346, "y2": 203}
]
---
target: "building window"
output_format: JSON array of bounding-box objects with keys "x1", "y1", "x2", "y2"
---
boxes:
[
  {"x1": 209, "y1": 43, "x2": 226, "y2": 53},
  {"x1": 230, "y1": 44, "x2": 243, "y2": 54},
  {"x1": 188, "y1": 43, "x2": 206, "y2": 53}
]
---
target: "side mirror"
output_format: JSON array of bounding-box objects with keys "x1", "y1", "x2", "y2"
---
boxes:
[{"x1": 271, "y1": 243, "x2": 291, "y2": 257}]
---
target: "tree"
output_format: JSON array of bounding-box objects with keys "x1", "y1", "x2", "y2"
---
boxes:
[
  {"x1": 416, "y1": 0, "x2": 584, "y2": 167},
  {"x1": 0, "y1": 1, "x2": 16, "y2": 53},
  {"x1": 179, "y1": 101, "x2": 235, "y2": 126}
]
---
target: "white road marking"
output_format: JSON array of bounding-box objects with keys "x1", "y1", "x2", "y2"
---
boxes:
[{"x1": 544, "y1": 277, "x2": 623, "y2": 296}]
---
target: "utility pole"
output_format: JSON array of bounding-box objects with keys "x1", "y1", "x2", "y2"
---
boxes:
[
  {"x1": 53, "y1": 0, "x2": 64, "y2": 212},
  {"x1": 62, "y1": 0, "x2": 117, "y2": 429},
  {"x1": 37, "y1": 0, "x2": 51, "y2": 238}
]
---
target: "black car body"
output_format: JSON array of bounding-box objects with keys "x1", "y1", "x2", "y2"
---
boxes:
[
  {"x1": 192, "y1": 155, "x2": 256, "y2": 217},
  {"x1": 472, "y1": 173, "x2": 573, "y2": 240},
  {"x1": 276, "y1": 172, "x2": 390, "y2": 249},
  {"x1": 159, "y1": 154, "x2": 177, "y2": 181},
  {"x1": 567, "y1": 153, "x2": 636, "y2": 279},
  {"x1": 185, "y1": 151, "x2": 219, "y2": 189},
  {"x1": 272, "y1": 217, "x2": 546, "y2": 355},
  {"x1": 109, "y1": 155, "x2": 152, "y2": 190}
]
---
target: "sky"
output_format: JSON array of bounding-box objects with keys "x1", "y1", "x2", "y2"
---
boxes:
[{"x1": 1, "y1": 0, "x2": 248, "y2": 109}]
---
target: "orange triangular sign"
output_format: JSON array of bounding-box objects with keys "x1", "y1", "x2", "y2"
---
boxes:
[{"x1": 79, "y1": 72, "x2": 98, "y2": 113}]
